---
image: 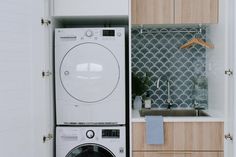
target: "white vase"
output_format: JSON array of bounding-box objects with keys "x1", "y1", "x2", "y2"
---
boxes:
[{"x1": 133, "y1": 96, "x2": 142, "y2": 110}]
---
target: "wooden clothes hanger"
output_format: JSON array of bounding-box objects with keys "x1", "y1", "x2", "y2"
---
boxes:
[{"x1": 180, "y1": 30, "x2": 214, "y2": 49}]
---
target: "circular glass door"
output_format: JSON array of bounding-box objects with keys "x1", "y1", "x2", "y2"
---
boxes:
[
  {"x1": 66, "y1": 144, "x2": 115, "y2": 157},
  {"x1": 60, "y1": 42, "x2": 120, "y2": 103}
]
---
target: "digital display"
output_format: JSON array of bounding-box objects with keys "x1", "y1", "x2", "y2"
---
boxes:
[
  {"x1": 102, "y1": 129, "x2": 120, "y2": 138},
  {"x1": 103, "y1": 30, "x2": 115, "y2": 36}
]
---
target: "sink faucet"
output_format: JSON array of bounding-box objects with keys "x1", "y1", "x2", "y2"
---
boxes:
[
  {"x1": 156, "y1": 76, "x2": 173, "y2": 109},
  {"x1": 192, "y1": 99, "x2": 199, "y2": 109},
  {"x1": 192, "y1": 99, "x2": 205, "y2": 116}
]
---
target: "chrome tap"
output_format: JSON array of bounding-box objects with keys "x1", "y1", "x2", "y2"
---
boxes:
[
  {"x1": 192, "y1": 99, "x2": 205, "y2": 116},
  {"x1": 192, "y1": 99, "x2": 199, "y2": 109},
  {"x1": 156, "y1": 76, "x2": 173, "y2": 109}
]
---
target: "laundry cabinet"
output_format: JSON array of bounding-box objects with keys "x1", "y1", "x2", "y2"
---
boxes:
[
  {"x1": 131, "y1": 0, "x2": 219, "y2": 24},
  {"x1": 52, "y1": 0, "x2": 129, "y2": 16},
  {"x1": 0, "y1": 0, "x2": 130, "y2": 157},
  {"x1": 131, "y1": 0, "x2": 174, "y2": 24},
  {"x1": 132, "y1": 122, "x2": 224, "y2": 157},
  {"x1": 175, "y1": 0, "x2": 218, "y2": 24},
  {"x1": 133, "y1": 152, "x2": 223, "y2": 157}
]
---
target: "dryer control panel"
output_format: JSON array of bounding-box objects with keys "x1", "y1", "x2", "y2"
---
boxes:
[
  {"x1": 56, "y1": 28, "x2": 124, "y2": 43},
  {"x1": 83, "y1": 28, "x2": 123, "y2": 39},
  {"x1": 102, "y1": 30, "x2": 115, "y2": 36}
]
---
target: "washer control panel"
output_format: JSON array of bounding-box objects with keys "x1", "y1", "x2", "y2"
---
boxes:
[
  {"x1": 86, "y1": 130, "x2": 95, "y2": 139},
  {"x1": 102, "y1": 129, "x2": 120, "y2": 138}
]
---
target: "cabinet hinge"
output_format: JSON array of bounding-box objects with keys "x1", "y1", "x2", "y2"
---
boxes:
[
  {"x1": 225, "y1": 133, "x2": 233, "y2": 141},
  {"x1": 43, "y1": 133, "x2": 53, "y2": 143},
  {"x1": 225, "y1": 69, "x2": 233, "y2": 76},
  {"x1": 42, "y1": 70, "x2": 52, "y2": 77},
  {"x1": 41, "y1": 18, "x2": 51, "y2": 26}
]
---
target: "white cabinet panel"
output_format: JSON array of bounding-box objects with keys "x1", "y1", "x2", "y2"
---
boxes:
[
  {"x1": 0, "y1": 0, "x2": 33, "y2": 156},
  {"x1": 0, "y1": 0, "x2": 53, "y2": 157},
  {"x1": 53, "y1": 0, "x2": 128, "y2": 16}
]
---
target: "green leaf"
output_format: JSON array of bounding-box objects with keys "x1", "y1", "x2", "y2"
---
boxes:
[{"x1": 132, "y1": 72, "x2": 151, "y2": 96}]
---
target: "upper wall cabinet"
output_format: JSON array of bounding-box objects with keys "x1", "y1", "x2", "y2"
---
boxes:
[
  {"x1": 132, "y1": 0, "x2": 218, "y2": 24},
  {"x1": 132, "y1": 0, "x2": 174, "y2": 24},
  {"x1": 53, "y1": 0, "x2": 128, "y2": 16},
  {"x1": 175, "y1": 0, "x2": 218, "y2": 24}
]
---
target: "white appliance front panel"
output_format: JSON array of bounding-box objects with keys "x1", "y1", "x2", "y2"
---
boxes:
[
  {"x1": 55, "y1": 28, "x2": 126, "y2": 125},
  {"x1": 56, "y1": 126, "x2": 126, "y2": 157}
]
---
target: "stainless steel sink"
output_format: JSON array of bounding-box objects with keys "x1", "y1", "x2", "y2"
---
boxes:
[{"x1": 139, "y1": 109, "x2": 209, "y2": 117}]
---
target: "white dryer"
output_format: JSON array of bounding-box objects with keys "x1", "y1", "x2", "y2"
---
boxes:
[
  {"x1": 56, "y1": 126, "x2": 126, "y2": 157},
  {"x1": 55, "y1": 28, "x2": 126, "y2": 125}
]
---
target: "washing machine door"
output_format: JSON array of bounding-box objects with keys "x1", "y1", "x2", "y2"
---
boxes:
[
  {"x1": 60, "y1": 42, "x2": 120, "y2": 103},
  {"x1": 66, "y1": 144, "x2": 115, "y2": 157}
]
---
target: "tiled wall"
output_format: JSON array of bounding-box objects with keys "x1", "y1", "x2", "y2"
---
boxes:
[{"x1": 132, "y1": 26, "x2": 208, "y2": 109}]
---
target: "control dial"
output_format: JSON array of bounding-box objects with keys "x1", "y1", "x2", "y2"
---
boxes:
[
  {"x1": 86, "y1": 130, "x2": 95, "y2": 139},
  {"x1": 85, "y1": 30, "x2": 93, "y2": 37}
]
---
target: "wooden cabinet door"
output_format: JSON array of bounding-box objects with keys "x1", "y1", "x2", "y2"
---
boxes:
[
  {"x1": 132, "y1": 122, "x2": 224, "y2": 151},
  {"x1": 132, "y1": 122, "x2": 174, "y2": 151},
  {"x1": 132, "y1": 0, "x2": 174, "y2": 24},
  {"x1": 175, "y1": 0, "x2": 218, "y2": 24},
  {"x1": 133, "y1": 152, "x2": 223, "y2": 157}
]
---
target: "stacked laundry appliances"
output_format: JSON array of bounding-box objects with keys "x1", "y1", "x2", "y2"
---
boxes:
[{"x1": 55, "y1": 28, "x2": 127, "y2": 157}]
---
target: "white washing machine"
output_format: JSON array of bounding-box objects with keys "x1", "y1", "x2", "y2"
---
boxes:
[
  {"x1": 55, "y1": 28, "x2": 126, "y2": 125},
  {"x1": 56, "y1": 126, "x2": 126, "y2": 157}
]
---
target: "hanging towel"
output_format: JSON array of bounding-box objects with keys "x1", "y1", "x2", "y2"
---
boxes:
[{"x1": 145, "y1": 116, "x2": 164, "y2": 144}]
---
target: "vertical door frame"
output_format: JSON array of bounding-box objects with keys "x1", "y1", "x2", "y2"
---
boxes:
[
  {"x1": 233, "y1": 0, "x2": 236, "y2": 154},
  {"x1": 128, "y1": 0, "x2": 132, "y2": 157},
  {"x1": 225, "y1": 0, "x2": 236, "y2": 156},
  {"x1": 30, "y1": 0, "x2": 53, "y2": 156}
]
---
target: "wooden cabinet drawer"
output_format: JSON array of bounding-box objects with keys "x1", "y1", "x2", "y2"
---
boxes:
[
  {"x1": 132, "y1": 122, "x2": 224, "y2": 151},
  {"x1": 133, "y1": 152, "x2": 223, "y2": 157}
]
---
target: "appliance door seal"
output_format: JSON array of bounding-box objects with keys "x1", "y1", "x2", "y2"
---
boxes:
[{"x1": 66, "y1": 143, "x2": 115, "y2": 157}]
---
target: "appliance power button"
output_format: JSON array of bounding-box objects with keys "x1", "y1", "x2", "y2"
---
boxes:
[
  {"x1": 85, "y1": 30, "x2": 93, "y2": 37},
  {"x1": 86, "y1": 130, "x2": 95, "y2": 139}
]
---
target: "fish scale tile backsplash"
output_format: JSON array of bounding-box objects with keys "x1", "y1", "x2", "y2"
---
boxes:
[{"x1": 132, "y1": 26, "x2": 208, "y2": 109}]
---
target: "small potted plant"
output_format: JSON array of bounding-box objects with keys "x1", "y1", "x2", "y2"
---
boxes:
[{"x1": 132, "y1": 72, "x2": 150, "y2": 110}]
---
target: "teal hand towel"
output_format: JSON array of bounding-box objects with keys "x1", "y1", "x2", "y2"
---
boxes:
[{"x1": 145, "y1": 116, "x2": 164, "y2": 144}]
